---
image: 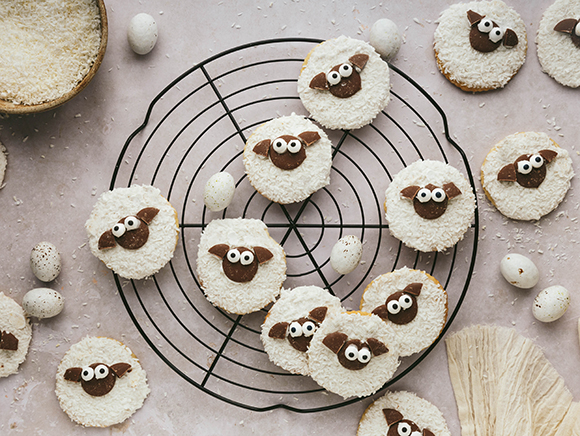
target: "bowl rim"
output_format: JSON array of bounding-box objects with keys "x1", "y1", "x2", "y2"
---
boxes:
[{"x1": 0, "y1": 0, "x2": 108, "y2": 115}]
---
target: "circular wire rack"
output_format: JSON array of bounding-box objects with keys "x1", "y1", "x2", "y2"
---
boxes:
[{"x1": 110, "y1": 37, "x2": 479, "y2": 413}]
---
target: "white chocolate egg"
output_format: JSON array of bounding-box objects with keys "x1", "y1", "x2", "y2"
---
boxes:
[
  {"x1": 369, "y1": 18, "x2": 401, "y2": 60},
  {"x1": 128, "y1": 13, "x2": 158, "y2": 55},
  {"x1": 533, "y1": 286, "x2": 570, "y2": 322},
  {"x1": 30, "y1": 241, "x2": 61, "y2": 282},
  {"x1": 204, "y1": 172, "x2": 236, "y2": 212},
  {"x1": 499, "y1": 253, "x2": 539, "y2": 289},
  {"x1": 22, "y1": 288, "x2": 64, "y2": 319},
  {"x1": 330, "y1": 235, "x2": 363, "y2": 275}
]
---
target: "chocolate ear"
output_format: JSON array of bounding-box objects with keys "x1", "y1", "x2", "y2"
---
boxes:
[
  {"x1": 64, "y1": 367, "x2": 83, "y2": 382},
  {"x1": 308, "y1": 306, "x2": 328, "y2": 323},
  {"x1": 98, "y1": 229, "x2": 117, "y2": 250},
  {"x1": 137, "y1": 207, "x2": 160, "y2": 224},
  {"x1": 497, "y1": 163, "x2": 517, "y2": 182},
  {"x1": 254, "y1": 246, "x2": 274, "y2": 264},
  {"x1": 538, "y1": 149, "x2": 558, "y2": 163},
  {"x1": 298, "y1": 131, "x2": 321, "y2": 146},
  {"x1": 401, "y1": 185, "x2": 420, "y2": 199},
  {"x1": 466, "y1": 9, "x2": 484, "y2": 25},
  {"x1": 503, "y1": 28, "x2": 518, "y2": 47},
  {"x1": 366, "y1": 338, "x2": 388, "y2": 356},
  {"x1": 110, "y1": 362, "x2": 132, "y2": 378},
  {"x1": 349, "y1": 53, "x2": 369, "y2": 70},
  {"x1": 554, "y1": 18, "x2": 578, "y2": 34},
  {"x1": 0, "y1": 331, "x2": 18, "y2": 350},
  {"x1": 403, "y1": 282, "x2": 423, "y2": 297},
  {"x1": 322, "y1": 332, "x2": 348, "y2": 354},
  {"x1": 208, "y1": 244, "x2": 229, "y2": 259},
  {"x1": 309, "y1": 72, "x2": 329, "y2": 91},
  {"x1": 423, "y1": 429, "x2": 435, "y2": 436},
  {"x1": 268, "y1": 322, "x2": 289, "y2": 339},
  {"x1": 371, "y1": 305, "x2": 389, "y2": 321},
  {"x1": 443, "y1": 182, "x2": 462, "y2": 199},
  {"x1": 383, "y1": 408, "x2": 404, "y2": 426},
  {"x1": 253, "y1": 139, "x2": 271, "y2": 157}
]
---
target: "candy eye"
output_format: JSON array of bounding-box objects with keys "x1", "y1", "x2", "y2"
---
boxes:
[
  {"x1": 477, "y1": 18, "x2": 494, "y2": 33},
  {"x1": 344, "y1": 344, "x2": 359, "y2": 361},
  {"x1": 399, "y1": 294, "x2": 413, "y2": 310},
  {"x1": 94, "y1": 364, "x2": 109, "y2": 380},
  {"x1": 289, "y1": 321, "x2": 303, "y2": 338},
  {"x1": 339, "y1": 63, "x2": 353, "y2": 78},
  {"x1": 239, "y1": 250, "x2": 255, "y2": 266},
  {"x1": 112, "y1": 223, "x2": 126, "y2": 238},
  {"x1": 357, "y1": 347, "x2": 371, "y2": 363},
  {"x1": 416, "y1": 188, "x2": 432, "y2": 203},
  {"x1": 489, "y1": 27, "x2": 505, "y2": 43},
  {"x1": 287, "y1": 139, "x2": 302, "y2": 154},
  {"x1": 517, "y1": 160, "x2": 532, "y2": 175},
  {"x1": 302, "y1": 321, "x2": 316, "y2": 337},
  {"x1": 327, "y1": 70, "x2": 341, "y2": 86},
  {"x1": 530, "y1": 154, "x2": 544, "y2": 169},
  {"x1": 431, "y1": 188, "x2": 446, "y2": 203},
  {"x1": 410, "y1": 432, "x2": 422, "y2": 436},
  {"x1": 575, "y1": 22, "x2": 580, "y2": 37},
  {"x1": 227, "y1": 249, "x2": 241, "y2": 263},
  {"x1": 397, "y1": 422, "x2": 412, "y2": 436},
  {"x1": 387, "y1": 300, "x2": 401, "y2": 315},
  {"x1": 272, "y1": 138, "x2": 287, "y2": 154},
  {"x1": 81, "y1": 366, "x2": 94, "y2": 382},
  {"x1": 124, "y1": 216, "x2": 141, "y2": 231}
]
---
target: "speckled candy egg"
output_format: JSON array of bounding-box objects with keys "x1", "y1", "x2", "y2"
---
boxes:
[
  {"x1": 22, "y1": 288, "x2": 64, "y2": 319},
  {"x1": 500, "y1": 253, "x2": 539, "y2": 289},
  {"x1": 533, "y1": 286, "x2": 570, "y2": 322},
  {"x1": 30, "y1": 241, "x2": 61, "y2": 282},
  {"x1": 330, "y1": 235, "x2": 363, "y2": 275},
  {"x1": 369, "y1": 18, "x2": 401, "y2": 60},
  {"x1": 128, "y1": 13, "x2": 158, "y2": 55},
  {"x1": 204, "y1": 172, "x2": 236, "y2": 212}
]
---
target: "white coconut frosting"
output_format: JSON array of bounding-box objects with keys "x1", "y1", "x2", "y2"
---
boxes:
[
  {"x1": 0, "y1": 292, "x2": 32, "y2": 378},
  {"x1": 196, "y1": 218, "x2": 286, "y2": 314},
  {"x1": 481, "y1": 132, "x2": 574, "y2": 221},
  {"x1": 243, "y1": 114, "x2": 332, "y2": 204},
  {"x1": 536, "y1": 0, "x2": 580, "y2": 88},
  {"x1": 55, "y1": 337, "x2": 150, "y2": 427},
  {"x1": 357, "y1": 390, "x2": 451, "y2": 436},
  {"x1": 297, "y1": 35, "x2": 390, "y2": 130},
  {"x1": 261, "y1": 286, "x2": 343, "y2": 375},
  {"x1": 85, "y1": 185, "x2": 180, "y2": 280},
  {"x1": 360, "y1": 267, "x2": 448, "y2": 357},
  {"x1": 307, "y1": 311, "x2": 400, "y2": 399},
  {"x1": 434, "y1": 0, "x2": 527, "y2": 91},
  {"x1": 385, "y1": 160, "x2": 476, "y2": 252}
]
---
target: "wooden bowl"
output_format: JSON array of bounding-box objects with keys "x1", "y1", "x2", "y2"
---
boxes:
[{"x1": 0, "y1": 0, "x2": 108, "y2": 115}]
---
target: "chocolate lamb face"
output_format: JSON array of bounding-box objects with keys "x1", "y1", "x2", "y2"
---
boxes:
[
  {"x1": 309, "y1": 53, "x2": 369, "y2": 98},
  {"x1": 322, "y1": 332, "x2": 388, "y2": 370},
  {"x1": 208, "y1": 243, "x2": 273, "y2": 283},
  {"x1": 400, "y1": 182, "x2": 462, "y2": 220},
  {"x1": 467, "y1": 10, "x2": 518, "y2": 53},
  {"x1": 64, "y1": 362, "x2": 132, "y2": 397},
  {"x1": 383, "y1": 408, "x2": 435, "y2": 436},
  {"x1": 98, "y1": 207, "x2": 160, "y2": 250},
  {"x1": 268, "y1": 306, "x2": 328, "y2": 352},
  {"x1": 253, "y1": 131, "x2": 321, "y2": 170},
  {"x1": 372, "y1": 283, "x2": 423, "y2": 325},
  {"x1": 497, "y1": 149, "x2": 557, "y2": 188},
  {"x1": 554, "y1": 18, "x2": 580, "y2": 49}
]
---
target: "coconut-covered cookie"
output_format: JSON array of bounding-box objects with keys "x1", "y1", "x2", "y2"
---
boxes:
[
  {"x1": 55, "y1": 337, "x2": 150, "y2": 427},
  {"x1": 307, "y1": 311, "x2": 400, "y2": 399},
  {"x1": 481, "y1": 132, "x2": 574, "y2": 220},
  {"x1": 537, "y1": 0, "x2": 580, "y2": 88},
  {"x1": 261, "y1": 286, "x2": 343, "y2": 375},
  {"x1": 297, "y1": 35, "x2": 390, "y2": 130},
  {"x1": 0, "y1": 292, "x2": 32, "y2": 378},
  {"x1": 357, "y1": 390, "x2": 451, "y2": 436},
  {"x1": 360, "y1": 268, "x2": 448, "y2": 357},
  {"x1": 243, "y1": 114, "x2": 332, "y2": 204},
  {"x1": 385, "y1": 160, "x2": 476, "y2": 252},
  {"x1": 197, "y1": 218, "x2": 286, "y2": 314},
  {"x1": 434, "y1": 0, "x2": 527, "y2": 92},
  {"x1": 85, "y1": 185, "x2": 180, "y2": 280}
]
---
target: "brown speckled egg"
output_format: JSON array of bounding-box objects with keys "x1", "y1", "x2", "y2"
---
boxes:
[{"x1": 30, "y1": 241, "x2": 61, "y2": 282}]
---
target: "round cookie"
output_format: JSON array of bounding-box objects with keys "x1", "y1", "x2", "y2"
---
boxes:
[
  {"x1": 357, "y1": 390, "x2": 451, "y2": 436},
  {"x1": 481, "y1": 132, "x2": 574, "y2": 221},
  {"x1": 360, "y1": 267, "x2": 448, "y2": 357},
  {"x1": 307, "y1": 311, "x2": 400, "y2": 399},
  {"x1": 243, "y1": 114, "x2": 332, "y2": 204},
  {"x1": 536, "y1": 0, "x2": 580, "y2": 88},
  {"x1": 384, "y1": 160, "x2": 476, "y2": 252},
  {"x1": 55, "y1": 337, "x2": 150, "y2": 427},
  {"x1": 85, "y1": 185, "x2": 180, "y2": 280},
  {"x1": 0, "y1": 292, "x2": 32, "y2": 378},
  {"x1": 297, "y1": 35, "x2": 390, "y2": 130},
  {"x1": 261, "y1": 286, "x2": 343, "y2": 375},
  {"x1": 196, "y1": 218, "x2": 286, "y2": 314},
  {"x1": 433, "y1": 0, "x2": 527, "y2": 92}
]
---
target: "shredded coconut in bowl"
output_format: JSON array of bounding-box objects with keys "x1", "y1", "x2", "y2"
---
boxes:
[{"x1": 0, "y1": 0, "x2": 102, "y2": 106}]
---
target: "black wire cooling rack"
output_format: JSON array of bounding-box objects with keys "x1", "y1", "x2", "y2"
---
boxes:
[{"x1": 110, "y1": 38, "x2": 479, "y2": 413}]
